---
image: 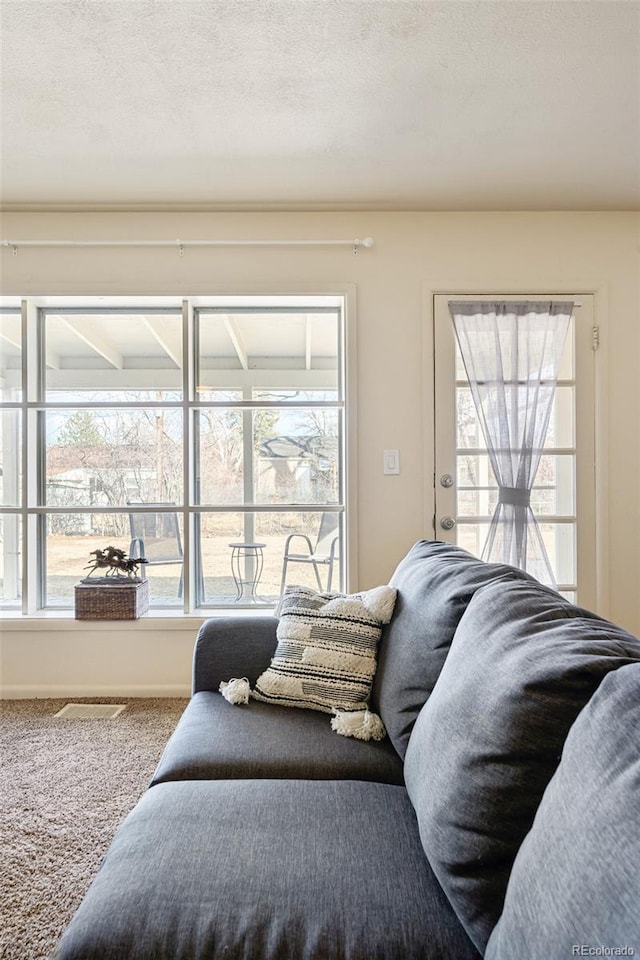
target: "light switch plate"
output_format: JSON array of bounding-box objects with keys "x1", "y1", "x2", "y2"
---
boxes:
[{"x1": 383, "y1": 449, "x2": 400, "y2": 475}]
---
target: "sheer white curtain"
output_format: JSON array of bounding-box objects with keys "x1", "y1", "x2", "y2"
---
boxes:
[{"x1": 448, "y1": 300, "x2": 573, "y2": 585}]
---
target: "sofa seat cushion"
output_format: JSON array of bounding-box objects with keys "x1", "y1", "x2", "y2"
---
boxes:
[
  {"x1": 486, "y1": 662, "x2": 640, "y2": 960},
  {"x1": 53, "y1": 779, "x2": 480, "y2": 960},
  {"x1": 150, "y1": 691, "x2": 404, "y2": 787},
  {"x1": 373, "y1": 540, "x2": 535, "y2": 758},
  {"x1": 403, "y1": 577, "x2": 640, "y2": 954}
]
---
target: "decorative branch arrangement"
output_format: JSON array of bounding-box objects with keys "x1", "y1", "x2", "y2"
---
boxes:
[{"x1": 82, "y1": 546, "x2": 148, "y2": 581}]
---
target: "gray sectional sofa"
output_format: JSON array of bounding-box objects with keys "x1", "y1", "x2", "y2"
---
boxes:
[{"x1": 53, "y1": 540, "x2": 640, "y2": 960}]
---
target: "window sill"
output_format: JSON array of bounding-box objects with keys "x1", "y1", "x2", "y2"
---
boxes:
[{"x1": 0, "y1": 607, "x2": 276, "y2": 630}]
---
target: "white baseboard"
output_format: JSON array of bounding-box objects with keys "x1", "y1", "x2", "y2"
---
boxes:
[{"x1": 1, "y1": 684, "x2": 191, "y2": 699}]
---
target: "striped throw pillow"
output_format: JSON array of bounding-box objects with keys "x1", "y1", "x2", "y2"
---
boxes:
[{"x1": 252, "y1": 584, "x2": 397, "y2": 718}]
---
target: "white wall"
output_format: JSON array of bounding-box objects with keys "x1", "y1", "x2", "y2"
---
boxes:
[
  {"x1": 1, "y1": 616, "x2": 199, "y2": 698},
  {"x1": 1, "y1": 210, "x2": 638, "y2": 696}
]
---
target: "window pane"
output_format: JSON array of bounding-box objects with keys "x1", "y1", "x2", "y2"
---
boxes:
[
  {"x1": 0, "y1": 514, "x2": 21, "y2": 607},
  {"x1": 457, "y1": 489, "x2": 492, "y2": 518},
  {"x1": 0, "y1": 410, "x2": 22, "y2": 506},
  {"x1": 46, "y1": 513, "x2": 130, "y2": 607},
  {"x1": 196, "y1": 311, "x2": 340, "y2": 397},
  {"x1": 44, "y1": 312, "x2": 182, "y2": 400},
  {"x1": 456, "y1": 386, "x2": 484, "y2": 448},
  {"x1": 197, "y1": 408, "x2": 340, "y2": 505},
  {"x1": 545, "y1": 386, "x2": 575, "y2": 448},
  {"x1": 44, "y1": 409, "x2": 183, "y2": 506},
  {"x1": 0, "y1": 311, "x2": 22, "y2": 401},
  {"x1": 456, "y1": 454, "x2": 575, "y2": 517},
  {"x1": 44, "y1": 511, "x2": 183, "y2": 608},
  {"x1": 196, "y1": 410, "x2": 244, "y2": 504},
  {"x1": 556, "y1": 315, "x2": 575, "y2": 381},
  {"x1": 456, "y1": 384, "x2": 575, "y2": 450},
  {"x1": 455, "y1": 521, "x2": 491, "y2": 559},
  {"x1": 256, "y1": 409, "x2": 339, "y2": 504},
  {"x1": 455, "y1": 519, "x2": 576, "y2": 589},
  {"x1": 539, "y1": 522, "x2": 576, "y2": 587},
  {"x1": 533, "y1": 455, "x2": 575, "y2": 515},
  {"x1": 455, "y1": 315, "x2": 575, "y2": 381},
  {"x1": 198, "y1": 510, "x2": 342, "y2": 605}
]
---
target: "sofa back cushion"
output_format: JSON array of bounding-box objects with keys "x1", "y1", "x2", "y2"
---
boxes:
[
  {"x1": 403, "y1": 577, "x2": 640, "y2": 954},
  {"x1": 486, "y1": 662, "x2": 640, "y2": 960},
  {"x1": 372, "y1": 540, "x2": 533, "y2": 758}
]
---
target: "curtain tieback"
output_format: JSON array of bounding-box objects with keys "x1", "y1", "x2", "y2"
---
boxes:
[{"x1": 498, "y1": 486, "x2": 531, "y2": 507}]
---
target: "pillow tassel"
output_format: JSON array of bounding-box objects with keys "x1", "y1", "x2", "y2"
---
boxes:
[
  {"x1": 219, "y1": 677, "x2": 251, "y2": 705},
  {"x1": 331, "y1": 708, "x2": 386, "y2": 742}
]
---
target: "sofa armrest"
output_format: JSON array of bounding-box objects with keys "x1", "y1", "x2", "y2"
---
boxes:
[{"x1": 192, "y1": 616, "x2": 278, "y2": 694}]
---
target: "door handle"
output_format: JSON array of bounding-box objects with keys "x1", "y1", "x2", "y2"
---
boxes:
[{"x1": 440, "y1": 516, "x2": 456, "y2": 531}]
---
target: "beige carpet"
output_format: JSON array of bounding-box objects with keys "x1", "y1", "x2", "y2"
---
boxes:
[{"x1": 0, "y1": 697, "x2": 188, "y2": 960}]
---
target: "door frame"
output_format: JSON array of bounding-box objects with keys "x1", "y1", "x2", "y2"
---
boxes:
[{"x1": 423, "y1": 281, "x2": 609, "y2": 617}]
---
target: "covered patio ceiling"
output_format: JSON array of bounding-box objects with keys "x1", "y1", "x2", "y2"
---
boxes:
[{"x1": 0, "y1": 303, "x2": 340, "y2": 393}]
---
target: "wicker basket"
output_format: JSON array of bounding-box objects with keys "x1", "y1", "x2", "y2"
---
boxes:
[{"x1": 74, "y1": 578, "x2": 150, "y2": 620}]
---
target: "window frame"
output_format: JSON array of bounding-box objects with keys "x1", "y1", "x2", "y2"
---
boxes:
[{"x1": 0, "y1": 294, "x2": 356, "y2": 617}]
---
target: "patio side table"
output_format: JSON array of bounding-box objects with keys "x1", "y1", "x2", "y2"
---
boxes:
[{"x1": 229, "y1": 542, "x2": 266, "y2": 601}]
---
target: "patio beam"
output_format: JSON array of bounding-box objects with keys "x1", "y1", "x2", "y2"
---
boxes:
[
  {"x1": 59, "y1": 317, "x2": 123, "y2": 369},
  {"x1": 142, "y1": 315, "x2": 181, "y2": 368},
  {"x1": 223, "y1": 316, "x2": 249, "y2": 370}
]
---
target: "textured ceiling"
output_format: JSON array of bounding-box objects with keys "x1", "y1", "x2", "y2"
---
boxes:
[{"x1": 1, "y1": 0, "x2": 639, "y2": 210}]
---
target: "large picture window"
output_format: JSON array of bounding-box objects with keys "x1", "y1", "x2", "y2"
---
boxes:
[{"x1": 0, "y1": 296, "x2": 348, "y2": 613}]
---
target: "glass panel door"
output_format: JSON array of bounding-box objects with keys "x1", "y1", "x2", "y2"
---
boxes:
[{"x1": 434, "y1": 294, "x2": 596, "y2": 607}]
